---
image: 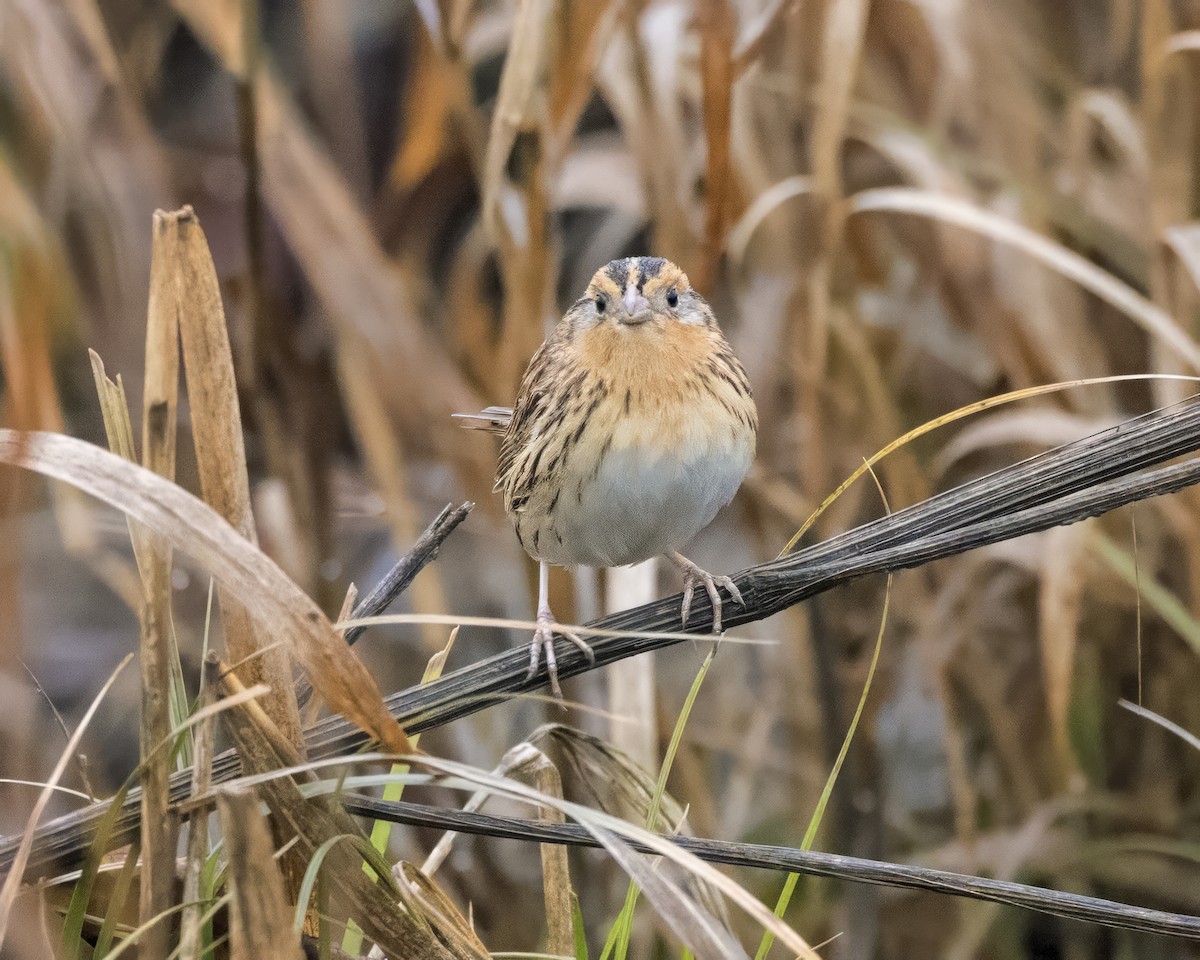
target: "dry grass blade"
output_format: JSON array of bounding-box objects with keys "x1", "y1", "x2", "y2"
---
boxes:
[
  {"x1": 143, "y1": 209, "x2": 181, "y2": 490},
  {"x1": 1119, "y1": 699, "x2": 1200, "y2": 752},
  {"x1": 798, "y1": 0, "x2": 870, "y2": 496},
  {"x1": 218, "y1": 787, "x2": 304, "y2": 960},
  {"x1": 0, "y1": 654, "x2": 132, "y2": 952},
  {"x1": 545, "y1": 0, "x2": 617, "y2": 160},
  {"x1": 88, "y1": 347, "x2": 177, "y2": 959},
  {"x1": 727, "y1": 175, "x2": 813, "y2": 267},
  {"x1": 0, "y1": 429, "x2": 416, "y2": 758},
  {"x1": 392, "y1": 863, "x2": 490, "y2": 958},
  {"x1": 87, "y1": 353, "x2": 136, "y2": 462},
  {"x1": 160, "y1": 206, "x2": 304, "y2": 752},
  {"x1": 508, "y1": 744, "x2": 575, "y2": 955},
  {"x1": 137, "y1": 205, "x2": 183, "y2": 951},
  {"x1": 696, "y1": 0, "x2": 735, "y2": 291},
  {"x1": 595, "y1": 824, "x2": 751, "y2": 960},
  {"x1": 850, "y1": 187, "x2": 1200, "y2": 371},
  {"x1": 179, "y1": 656, "x2": 219, "y2": 960},
  {"x1": 481, "y1": 0, "x2": 552, "y2": 240}
]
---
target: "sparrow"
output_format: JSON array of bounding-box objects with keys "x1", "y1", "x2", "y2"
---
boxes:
[{"x1": 457, "y1": 257, "x2": 757, "y2": 697}]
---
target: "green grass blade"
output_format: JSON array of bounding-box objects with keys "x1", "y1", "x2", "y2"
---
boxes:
[
  {"x1": 755, "y1": 575, "x2": 891, "y2": 960},
  {"x1": 610, "y1": 645, "x2": 717, "y2": 960},
  {"x1": 572, "y1": 893, "x2": 589, "y2": 960},
  {"x1": 343, "y1": 628, "x2": 456, "y2": 955},
  {"x1": 92, "y1": 837, "x2": 141, "y2": 958},
  {"x1": 61, "y1": 778, "x2": 135, "y2": 959}
]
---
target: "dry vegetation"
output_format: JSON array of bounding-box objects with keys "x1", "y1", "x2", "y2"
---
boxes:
[{"x1": 1, "y1": 0, "x2": 1200, "y2": 957}]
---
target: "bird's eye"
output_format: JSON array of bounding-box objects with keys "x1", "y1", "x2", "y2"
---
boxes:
[
  {"x1": 595, "y1": 295, "x2": 607, "y2": 314},
  {"x1": 666, "y1": 288, "x2": 679, "y2": 308}
]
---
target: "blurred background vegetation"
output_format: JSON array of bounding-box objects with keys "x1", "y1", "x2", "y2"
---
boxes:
[{"x1": 3, "y1": 0, "x2": 1200, "y2": 957}]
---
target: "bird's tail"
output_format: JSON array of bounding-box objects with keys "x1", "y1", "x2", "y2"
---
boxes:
[{"x1": 452, "y1": 405, "x2": 513, "y2": 436}]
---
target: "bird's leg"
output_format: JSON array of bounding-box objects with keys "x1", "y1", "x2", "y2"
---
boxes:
[
  {"x1": 529, "y1": 560, "x2": 595, "y2": 700},
  {"x1": 665, "y1": 551, "x2": 745, "y2": 633}
]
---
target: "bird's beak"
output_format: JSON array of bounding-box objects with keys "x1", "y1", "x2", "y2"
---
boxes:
[{"x1": 622, "y1": 285, "x2": 652, "y2": 324}]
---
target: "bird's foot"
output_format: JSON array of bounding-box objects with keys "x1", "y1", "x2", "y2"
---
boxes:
[
  {"x1": 528, "y1": 605, "x2": 595, "y2": 701},
  {"x1": 669, "y1": 552, "x2": 744, "y2": 633}
]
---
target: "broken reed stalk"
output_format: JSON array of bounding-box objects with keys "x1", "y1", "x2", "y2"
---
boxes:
[{"x1": 8, "y1": 398, "x2": 1200, "y2": 904}]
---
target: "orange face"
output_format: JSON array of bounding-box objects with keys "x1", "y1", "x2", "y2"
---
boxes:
[{"x1": 557, "y1": 258, "x2": 752, "y2": 452}]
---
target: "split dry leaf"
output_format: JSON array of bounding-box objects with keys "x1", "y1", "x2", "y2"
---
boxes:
[
  {"x1": 0, "y1": 429, "x2": 417, "y2": 758},
  {"x1": 499, "y1": 743, "x2": 575, "y2": 955},
  {"x1": 158, "y1": 206, "x2": 305, "y2": 752}
]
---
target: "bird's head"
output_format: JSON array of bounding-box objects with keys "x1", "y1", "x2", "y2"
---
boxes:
[{"x1": 570, "y1": 257, "x2": 716, "y2": 332}]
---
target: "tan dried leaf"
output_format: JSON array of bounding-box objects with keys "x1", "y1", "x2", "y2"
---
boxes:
[{"x1": 0, "y1": 430, "x2": 417, "y2": 759}]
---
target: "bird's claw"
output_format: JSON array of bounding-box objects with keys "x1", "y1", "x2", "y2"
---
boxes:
[
  {"x1": 527, "y1": 611, "x2": 594, "y2": 702},
  {"x1": 676, "y1": 559, "x2": 744, "y2": 634}
]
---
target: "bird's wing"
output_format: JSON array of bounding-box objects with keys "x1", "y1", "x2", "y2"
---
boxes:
[{"x1": 494, "y1": 335, "x2": 568, "y2": 507}]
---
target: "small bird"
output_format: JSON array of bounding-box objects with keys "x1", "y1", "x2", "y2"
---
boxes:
[{"x1": 457, "y1": 257, "x2": 757, "y2": 697}]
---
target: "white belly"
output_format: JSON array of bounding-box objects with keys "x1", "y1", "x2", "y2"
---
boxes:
[{"x1": 537, "y1": 439, "x2": 752, "y2": 567}]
